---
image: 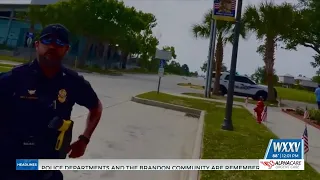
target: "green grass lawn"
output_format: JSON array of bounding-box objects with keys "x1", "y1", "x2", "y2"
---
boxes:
[
  {"x1": 136, "y1": 91, "x2": 319, "y2": 180},
  {"x1": 182, "y1": 92, "x2": 281, "y2": 107},
  {"x1": 0, "y1": 63, "x2": 15, "y2": 67},
  {"x1": 177, "y1": 82, "x2": 205, "y2": 90},
  {"x1": 0, "y1": 63, "x2": 14, "y2": 72},
  {"x1": 276, "y1": 87, "x2": 315, "y2": 104},
  {"x1": 0, "y1": 63, "x2": 15, "y2": 72},
  {"x1": 0, "y1": 66, "x2": 11, "y2": 72},
  {"x1": 0, "y1": 55, "x2": 27, "y2": 63}
]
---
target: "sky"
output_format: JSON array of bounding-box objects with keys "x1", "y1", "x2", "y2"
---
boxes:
[{"x1": 123, "y1": 0, "x2": 317, "y2": 78}]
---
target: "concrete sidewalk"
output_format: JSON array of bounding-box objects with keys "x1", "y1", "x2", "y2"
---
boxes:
[
  {"x1": 245, "y1": 104, "x2": 320, "y2": 172},
  {"x1": 64, "y1": 100, "x2": 198, "y2": 180},
  {"x1": 170, "y1": 93, "x2": 320, "y2": 172}
]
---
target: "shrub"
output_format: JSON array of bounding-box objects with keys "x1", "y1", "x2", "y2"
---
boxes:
[
  {"x1": 295, "y1": 107, "x2": 304, "y2": 116},
  {"x1": 308, "y1": 109, "x2": 320, "y2": 123},
  {"x1": 0, "y1": 44, "x2": 14, "y2": 50}
]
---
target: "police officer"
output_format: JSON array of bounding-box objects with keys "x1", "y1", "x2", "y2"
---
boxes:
[{"x1": 0, "y1": 24, "x2": 103, "y2": 180}]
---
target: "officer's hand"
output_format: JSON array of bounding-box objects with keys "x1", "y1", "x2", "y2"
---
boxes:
[{"x1": 68, "y1": 140, "x2": 87, "y2": 158}]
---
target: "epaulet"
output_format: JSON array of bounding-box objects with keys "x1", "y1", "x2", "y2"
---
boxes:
[{"x1": 62, "y1": 67, "x2": 83, "y2": 80}]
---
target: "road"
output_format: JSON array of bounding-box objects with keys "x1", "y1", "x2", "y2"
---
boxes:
[{"x1": 64, "y1": 73, "x2": 204, "y2": 180}]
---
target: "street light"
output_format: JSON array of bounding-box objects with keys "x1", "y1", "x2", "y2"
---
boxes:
[{"x1": 221, "y1": 0, "x2": 243, "y2": 131}]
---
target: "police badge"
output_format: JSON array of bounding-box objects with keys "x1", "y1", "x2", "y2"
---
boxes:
[{"x1": 58, "y1": 89, "x2": 67, "y2": 103}]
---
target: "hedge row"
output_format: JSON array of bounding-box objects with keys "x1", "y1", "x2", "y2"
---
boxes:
[{"x1": 295, "y1": 107, "x2": 320, "y2": 123}]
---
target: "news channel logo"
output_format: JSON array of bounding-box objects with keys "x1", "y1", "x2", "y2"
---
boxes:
[
  {"x1": 259, "y1": 139, "x2": 304, "y2": 170},
  {"x1": 16, "y1": 159, "x2": 39, "y2": 170}
]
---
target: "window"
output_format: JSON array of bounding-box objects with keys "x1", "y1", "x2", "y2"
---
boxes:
[
  {"x1": 245, "y1": 78, "x2": 256, "y2": 85},
  {"x1": 225, "y1": 75, "x2": 254, "y2": 84},
  {"x1": 0, "y1": 11, "x2": 12, "y2": 18},
  {"x1": 235, "y1": 76, "x2": 248, "y2": 83}
]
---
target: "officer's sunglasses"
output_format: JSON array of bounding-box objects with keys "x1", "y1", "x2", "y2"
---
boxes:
[{"x1": 40, "y1": 36, "x2": 69, "y2": 47}]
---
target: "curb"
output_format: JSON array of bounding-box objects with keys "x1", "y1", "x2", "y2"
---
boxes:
[
  {"x1": 91, "y1": 72, "x2": 123, "y2": 76},
  {"x1": 131, "y1": 96, "x2": 204, "y2": 180},
  {"x1": 188, "y1": 110, "x2": 205, "y2": 180},
  {"x1": 131, "y1": 96, "x2": 201, "y2": 117}
]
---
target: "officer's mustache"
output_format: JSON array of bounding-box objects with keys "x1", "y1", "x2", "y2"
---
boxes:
[{"x1": 39, "y1": 51, "x2": 62, "y2": 66}]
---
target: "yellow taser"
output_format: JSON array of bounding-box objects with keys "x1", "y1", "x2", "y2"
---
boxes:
[{"x1": 55, "y1": 119, "x2": 73, "y2": 150}]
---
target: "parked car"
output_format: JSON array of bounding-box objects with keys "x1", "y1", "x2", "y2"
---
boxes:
[{"x1": 204, "y1": 72, "x2": 277, "y2": 101}]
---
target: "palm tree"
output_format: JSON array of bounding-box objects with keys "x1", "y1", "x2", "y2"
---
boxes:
[
  {"x1": 192, "y1": 9, "x2": 246, "y2": 95},
  {"x1": 243, "y1": 1, "x2": 295, "y2": 101}
]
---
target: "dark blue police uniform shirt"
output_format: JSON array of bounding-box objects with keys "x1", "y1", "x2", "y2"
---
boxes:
[{"x1": 0, "y1": 60, "x2": 99, "y2": 138}]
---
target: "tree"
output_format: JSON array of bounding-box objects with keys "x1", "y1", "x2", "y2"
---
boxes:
[
  {"x1": 36, "y1": 0, "x2": 113, "y2": 67},
  {"x1": 15, "y1": 5, "x2": 54, "y2": 47},
  {"x1": 192, "y1": 9, "x2": 246, "y2": 95},
  {"x1": 181, "y1": 64, "x2": 190, "y2": 76},
  {"x1": 138, "y1": 30, "x2": 159, "y2": 71},
  {"x1": 166, "y1": 60, "x2": 181, "y2": 74},
  {"x1": 190, "y1": 71, "x2": 198, "y2": 77},
  {"x1": 34, "y1": 0, "x2": 160, "y2": 69},
  {"x1": 200, "y1": 61, "x2": 227, "y2": 73},
  {"x1": 243, "y1": 1, "x2": 295, "y2": 101},
  {"x1": 251, "y1": 66, "x2": 278, "y2": 84},
  {"x1": 15, "y1": 6, "x2": 46, "y2": 33},
  {"x1": 24, "y1": 0, "x2": 161, "y2": 71},
  {"x1": 117, "y1": 10, "x2": 157, "y2": 69},
  {"x1": 281, "y1": 0, "x2": 320, "y2": 69},
  {"x1": 312, "y1": 75, "x2": 320, "y2": 84}
]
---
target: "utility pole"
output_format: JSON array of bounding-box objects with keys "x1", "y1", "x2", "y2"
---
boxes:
[
  {"x1": 205, "y1": 7, "x2": 217, "y2": 98},
  {"x1": 221, "y1": 0, "x2": 244, "y2": 131}
]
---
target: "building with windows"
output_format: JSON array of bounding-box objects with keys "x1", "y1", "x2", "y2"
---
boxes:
[
  {"x1": 0, "y1": 0, "x2": 125, "y2": 68},
  {"x1": 278, "y1": 74, "x2": 295, "y2": 87},
  {"x1": 294, "y1": 75, "x2": 318, "y2": 88},
  {"x1": 0, "y1": 1, "x2": 54, "y2": 47}
]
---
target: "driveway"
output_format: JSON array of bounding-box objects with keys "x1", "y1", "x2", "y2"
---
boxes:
[{"x1": 63, "y1": 73, "x2": 201, "y2": 180}]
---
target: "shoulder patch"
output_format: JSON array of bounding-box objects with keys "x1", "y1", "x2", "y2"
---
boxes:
[{"x1": 62, "y1": 67, "x2": 86, "y2": 83}]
